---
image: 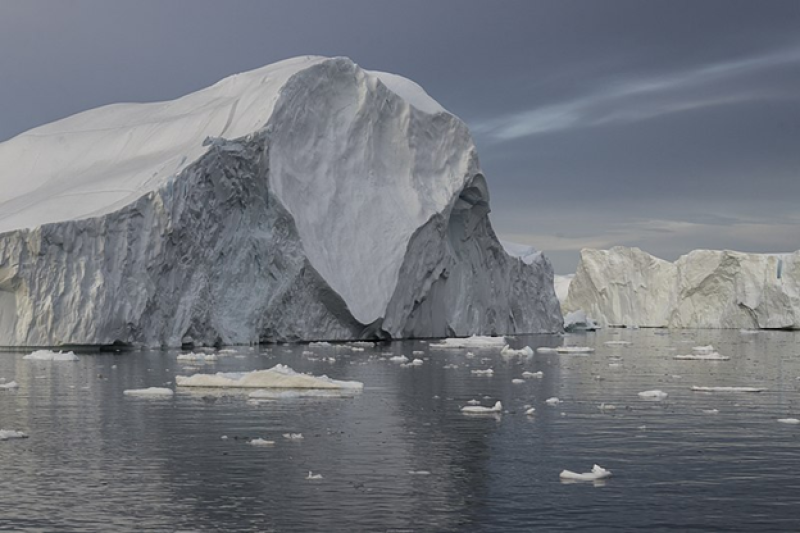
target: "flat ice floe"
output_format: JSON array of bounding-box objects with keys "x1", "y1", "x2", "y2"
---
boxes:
[
  {"x1": 249, "y1": 438, "x2": 275, "y2": 447},
  {"x1": 777, "y1": 418, "x2": 800, "y2": 424},
  {"x1": 0, "y1": 381, "x2": 19, "y2": 389},
  {"x1": 23, "y1": 350, "x2": 78, "y2": 361},
  {"x1": 461, "y1": 401, "x2": 502, "y2": 414},
  {"x1": 389, "y1": 355, "x2": 409, "y2": 363},
  {"x1": 638, "y1": 390, "x2": 668, "y2": 400},
  {"x1": 0, "y1": 429, "x2": 28, "y2": 440},
  {"x1": 123, "y1": 387, "x2": 175, "y2": 397},
  {"x1": 470, "y1": 369, "x2": 494, "y2": 376},
  {"x1": 691, "y1": 386, "x2": 765, "y2": 393},
  {"x1": 674, "y1": 353, "x2": 730, "y2": 361},
  {"x1": 430, "y1": 336, "x2": 507, "y2": 349},
  {"x1": 177, "y1": 352, "x2": 218, "y2": 362},
  {"x1": 603, "y1": 340, "x2": 632, "y2": 346},
  {"x1": 176, "y1": 364, "x2": 364, "y2": 390},
  {"x1": 555, "y1": 346, "x2": 594, "y2": 354},
  {"x1": 545, "y1": 397, "x2": 561, "y2": 406},
  {"x1": 560, "y1": 464, "x2": 612, "y2": 481},
  {"x1": 521, "y1": 371, "x2": 543, "y2": 378}
]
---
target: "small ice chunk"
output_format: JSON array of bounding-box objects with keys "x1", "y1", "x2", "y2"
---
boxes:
[
  {"x1": 691, "y1": 386, "x2": 765, "y2": 393},
  {"x1": 598, "y1": 403, "x2": 616, "y2": 411},
  {"x1": 443, "y1": 363, "x2": 459, "y2": 369},
  {"x1": 0, "y1": 381, "x2": 19, "y2": 390},
  {"x1": 466, "y1": 399, "x2": 481, "y2": 405},
  {"x1": 389, "y1": 355, "x2": 409, "y2": 364},
  {"x1": 465, "y1": 352, "x2": 475, "y2": 358},
  {"x1": 512, "y1": 378, "x2": 525, "y2": 384},
  {"x1": 608, "y1": 363, "x2": 622, "y2": 368},
  {"x1": 500, "y1": 345, "x2": 534, "y2": 357},
  {"x1": 177, "y1": 352, "x2": 218, "y2": 362},
  {"x1": 702, "y1": 409, "x2": 720, "y2": 414},
  {"x1": 282, "y1": 433, "x2": 304, "y2": 440},
  {"x1": 176, "y1": 364, "x2": 363, "y2": 390},
  {"x1": 221, "y1": 435, "x2": 229, "y2": 440},
  {"x1": 409, "y1": 358, "x2": 424, "y2": 366},
  {"x1": 555, "y1": 346, "x2": 594, "y2": 354},
  {"x1": 306, "y1": 471, "x2": 323, "y2": 479},
  {"x1": 309, "y1": 342, "x2": 332, "y2": 347},
  {"x1": 470, "y1": 369, "x2": 494, "y2": 376},
  {"x1": 461, "y1": 401, "x2": 502, "y2": 414},
  {"x1": 408, "y1": 470, "x2": 431, "y2": 475},
  {"x1": 545, "y1": 397, "x2": 561, "y2": 406},
  {"x1": 250, "y1": 438, "x2": 275, "y2": 446},
  {"x1": 430, "y1": 336, "x2": 507, "y2": 349},
  {"x1": 522, "y1": 371, "x2": 543, "y2": 379},
  {"x1": 123, "y1": 387, "x2": 174, "y2": 397},
  {"x1": 778, "y1": 418, "x2": 800, "y2": 424},
  {"x1": 536, "y1": 347, "x2": 558, "y2": 354},
  {"x1": 603, "y1": 341, "x2": 631, "y2": 346},
  {"x1": 559, "y1": 464, "x2": 612, "y2": 481},
  {"x1": 674, "y1": 352, "x2": 729, "y2": 361},
  {"x1": 525, "y1": 407, "x2": 536, "y2": 415},
  {"x1": 0, "y1": 429, "x2": 28, "y2": 441},
  {"x1": 692, "y1": 345, "x2": 715, "y2": 354},
  {"x1": 638, "y1": 390, "x2": 668, "y2": 400},
  {"x1": 412, "y1": 350, "x2": 424, "y2": 355},
  {"x1": 739, "y1": 329, "x2": 760, "y2": 335},
  {"x1": 23, "y1": 350, "x2": 78, "y2": 361}
]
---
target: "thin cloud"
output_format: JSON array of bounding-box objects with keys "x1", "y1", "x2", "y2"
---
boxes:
[{"x1": 474, "y1": 45, "x2": 800, "y2": 141}]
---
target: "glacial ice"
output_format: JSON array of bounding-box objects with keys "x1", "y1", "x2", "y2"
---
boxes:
[
  {"x1": 430, "y1": 336, "x2": 508, "y2": 349},
  {"x1": 559, "y1": 465, "x2": 612, "y2": 481},
  {"x1": 0, "y1": 56, "x2": 562, "y2": 347},
  {"x1": 176, "y1": 364, "x2": 363, "y2": 390},
  {"x1": 123, "y1": 387, "x2": 175, "y2": 397},
  {"x1": 23, "y1": 350, "x2": 78, "y2": 361},
  {"x1": 563, "y1": 246, "x2": 800, "y2": 329},
  {"x1": 177, "y1": 353, "x2": 218, "y2": 362}
]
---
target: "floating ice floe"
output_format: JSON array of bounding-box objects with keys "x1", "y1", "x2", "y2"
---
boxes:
[
  {"x1": 598, "y1": 403, "x2": 616, "y2": 411},
  {"x1": 412, "y1": 350, "x2": 424, "y2": 355},
  {"x1": 389, "y1": 355, "x2": 409, "y2": 364},
  {"x1": 218, "y1": 348, "x2": 238, "y2": 354},
  {"x1": 250, "y1": 438, "x2": 275, "y2": 446},
  {"x1": 0, "y1": 381, "x2": 19, "y2": 390},
  {"x1": 307, "y1": 471, "x2": 323, "y2": 479},
  {"x1": 461, "y1": 401, "x2": 502, "y2": 414},
  {"x1": 739, "y1": 329, "x2": 760, "y2": 335},
  {"x1": 123, "y1": 387, "x2": 174, "y2": 397},
  {"x1": 348, "y1": 342, "x2": 375, "y2": 348},
  {"x1": 409, "y1": 359, "x2": 424, "y2": 366},
  {"x1": 0, "y1": 429, "x2": 28, "y2": 441},
  {"x1": 282, "y1": 433, "x2": 304, "y2": 440},
  {"x1": 521, "y1": 371, "x2": 543, "y2": 379},
  {"x1": 466, "y1": 399, "x2": 481, "y2": 405},
  {"x1": 536, "y1": 347, "x2": 558, "y2": 354},
  {"x1": 176, "y1": 364, "x2": 364, "y2": 390},
  {"x1": 638, "y1": 390, "x2": 668, "y2": 400},
  {"x1": 500, "y1": 345, "x2": 534, "y2": 357},
  {"x1": 702, "y1": 409, "x2": 720, "y2": 414},
  {"x1": 525, "y1": 407, "x2": 536, "y2": 416},
  {"x1": 777, "y1": 418, "x2": 800, "y2": 424},
  {"x1": 555, "y1": 346, "x2": 594, "y2": 354},
  {"x1": 545, "y1": 397, "x2": 561, "y2": 406},
  {"x1": 608, "y1": 363, "x2": 622, "y2": 368},
  {"x1": 560, "y1": 464, "x2": 612, "y2": 481},
  {"x1": 309, "y1": 341, "x2": 332, "y2": 347},
  {"x1": 511, "y1": 379, "x2": 525, "y2": 384},
  {"x1": 674, "y1": 352, "x2": 729, "y2": 361},
  {"x1": 408, "y1": 470, "x2": 431, "y2": 475},
  {"x1": 692, "y1": 345, "x2": 715, "y2": 354},
  {"x1": 177, "y1": 352, "x2": 218, "y2": 362},
  {"x1": 248, "y1": 388, "x2": 357, "y2": 399},
  {"x1": 691, "y1": 386, "x2": 765, "y2": 393},
  {"x1": 470, "y1": 369, "x2": 494, "y2": 376},
  {"x1": 603, "y1": 341, "x2": 631, "y2": 346},
  {"x1": 23, "y1": 350, "x2": 78, "y2": 361},
  {"x1": 430, "y1": 336, "x2": 507, "y2": 349}
]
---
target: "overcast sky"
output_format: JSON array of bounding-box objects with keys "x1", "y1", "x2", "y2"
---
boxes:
[{"x1": 1, "y1": 0, "x2": 798, "y2": 272}]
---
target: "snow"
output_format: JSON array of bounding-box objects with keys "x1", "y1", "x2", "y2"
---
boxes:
[
  {"x1": 559, "y1": 465, "x2": 612, "y2": 481},
  {"x1": 23, "y1": 350, "x2": 78, "y2": 361},
  {"x1": 0, "y1": 381, "x2": 19, "y2": 389},
  {"x1": 564, "y1": 246, "x2": 800, "y2": 329},
  {"x1": 461, "y1": 401, "x2": 502, "y2": 414},
  {"x1": 0, "y1": 55, "x2": 562, "y2": 347},
  {"x1": 0, "y1": 430, "x2": 28, "y2": 440},
  {"x1": 638, "y1": 390, "x2": 668, "y2": 400},
  {"x1": 123, "y1": 387, "x2": 174, "y2": 397},
  {"x1": 500, "y1": 345, "x2": 534, "y2": 357},
  {"x1": 176, "y1": 364, "x2": 364, "y2": 390},
  {"x1": 430, "y1": 336, "x2": 507, "y2": 349},
  {"x1": 691, "y1": 386, "x2": 765, "y2": 393}
]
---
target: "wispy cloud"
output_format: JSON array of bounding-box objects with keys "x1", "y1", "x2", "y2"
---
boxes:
[{"x1": 473, "y1": 46, "x2": 800, "y2": 141}]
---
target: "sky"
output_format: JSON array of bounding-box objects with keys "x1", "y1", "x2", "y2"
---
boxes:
[{"x1": 1, "y1": 0, "x2": 799, "y2": 273}]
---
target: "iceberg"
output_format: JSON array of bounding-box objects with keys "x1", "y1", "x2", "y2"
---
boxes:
[
  {"x1": 176, "y1": 364, "x2": 363, "y2": 390},
  {"x1": 0, "y1": 56, "x2": 562, "y2": 348},
  {"x1": 564, "y1": 246, "x2": 800, "y2": 329}
]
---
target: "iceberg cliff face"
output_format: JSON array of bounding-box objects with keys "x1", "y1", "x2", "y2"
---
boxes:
[
  {"x1": 0, "y1": 56, "x2": 562, "y2": 347},
  {"x1": 563, "y1": 246, "x2": 799, "y2": 329}
]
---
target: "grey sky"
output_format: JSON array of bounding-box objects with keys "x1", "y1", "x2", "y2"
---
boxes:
[{"x1": 1, "y1": 0, "x2": 799, "y2": 272}]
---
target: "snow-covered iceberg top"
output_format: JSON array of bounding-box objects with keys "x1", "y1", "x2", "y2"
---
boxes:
[
  {"x1": 23, "y1": 350, "x2": 78, "y2": 361},
  {"x1": 176, "y1": 364, "x2": 363, "y2": 390},
  {"x1": 500, "y1": 241, "x2": 542, "y2": 265}
]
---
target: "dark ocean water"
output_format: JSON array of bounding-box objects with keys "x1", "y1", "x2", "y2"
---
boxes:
[{"x1": 2, "y1": 329, "x2": 800, "y2": 532}]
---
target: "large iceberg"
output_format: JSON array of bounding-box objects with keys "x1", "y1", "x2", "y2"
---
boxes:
[
  {"x1": 0, "y1": 56, "x2": 561, "y2": 347},
  {"x1": 563, "y1": 246, "x2": 799, "y2": 329}
]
